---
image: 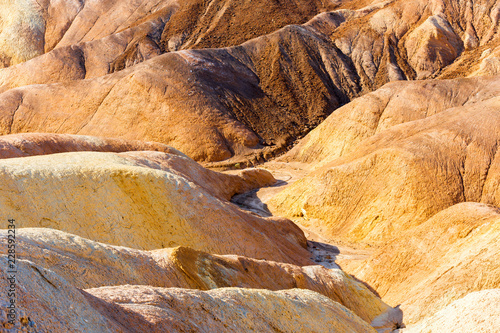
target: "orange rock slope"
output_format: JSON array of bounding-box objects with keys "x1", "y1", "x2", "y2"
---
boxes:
[
  {"x1": 1, "y1": 0, "x2": 500, "y2": 331},
  {"x1": 0, "y1": 228, "x2": 394, "y2": 325},
  {"x1": 0, "y1": 149, "x2": 316, "y2": 265},
  {"x1": 265, "y1": 59, "x2": 500, "y2": 332},
  {"x1": 1, "y1": 0, "x2": 499, "y2": 162},
  {"x1": 270, "y1": 76, "x2": 500, "y2": 245}
]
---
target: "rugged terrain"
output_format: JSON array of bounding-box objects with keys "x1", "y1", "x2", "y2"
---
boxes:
[{"x1": 1, "y1": 0, "x2": 500, "y2": 332}]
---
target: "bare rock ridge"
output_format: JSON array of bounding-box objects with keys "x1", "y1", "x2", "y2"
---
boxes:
[
  {"x1": 339, "y1": 202, "x2": 500, "y2": 325},
  {"x1": 270, "y1": 76, "x2": 500, "y2": 245},
  {"x1": 1, "y1": 0, "x2": 500, "y2": 162},
  {"x1": 0, "y1": 228, "x2": 394, "y2": 325},
  {"x1": 261, "y1": 45, "x2": 500, "y2": 330},
  {"x1": 0, "y1": 258, "x2": 378, "y2": 332},
  {"x1": 281, "y1": 75, "x2": 500, "y2": 166},
  {"x1": 0, "y1": 150, "x2": 312, "y2": 264},
  {"x1": 0, "y1": 0, "x2": 339, "y2": 69},
  {"x1": 0, "y1": 133, "x2": 276, "y2": 200},
  {"x1": 0, "y1": 133, "x2": 186, "y2": 159},
  {"x1": 0, "y1": 0, "x2": 500, "y2": 332}
]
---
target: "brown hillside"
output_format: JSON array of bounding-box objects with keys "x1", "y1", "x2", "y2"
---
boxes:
[
  {"x1": 1, "y1": 0, "x2": 499, "y2": 163},
  {"x1": 269, "y1": 88, "x2": 500, "y2": 244}
]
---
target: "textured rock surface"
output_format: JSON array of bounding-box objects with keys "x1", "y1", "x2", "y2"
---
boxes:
[
  {"x1": 0, "y1": 151, "x2": 308, "y2": 264},
  {"x1": 0, "y1": 259, "x2": 116, "y2": 332},
  {"x1": 339, "y1": 203, "x2": 500, "y2": 325},
  {"x1": 281, "y1": 75, "x2": 500, "y2": 167},
  {"x1": 1, "y1": 0, "x2": 500, "y2": 331},
  {"x1": 0, "y1": 0, "x2": 338, "y2": 68},
  {"x1": 269, "y1": 79, "x2": 500, "y2": 244},
  {"x1": 1, "y1": 0, "x2": 500, "y2": 162},
  {"x1": 0, "y1": 133, "x2": 186, "y2": 159},
  {"x1": 404, "y1": 289, "x2": 500, "y2": 333},
  {"x1": 85, "y1": 287, "x2": 378, "y2": 333},
  {"x1": 0, "y1": 258, "x2": 377, "y2": 333},
  {"x1": 0, "y1": 134, "x2": 277, "y2": 200},
  {"x1": 0, "y1": 228, "x2": 394, "y2": 325}
]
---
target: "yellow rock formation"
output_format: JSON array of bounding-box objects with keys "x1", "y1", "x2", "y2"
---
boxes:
[
  {"x1": 339, "y1": 203, "x2": 500, "y2": 324},
  {"x1": 1, "y1": 227, "x2": 395, "y2": 325},
  {"x1": 0, "y1": 151, "x2": 309, "y2": 264},
  {"x1": 270, "y1": 83, "x2": 500, "y2": 245},
  {"x1": 0, "y1": 258, "x2": 377, "y2": 332}
]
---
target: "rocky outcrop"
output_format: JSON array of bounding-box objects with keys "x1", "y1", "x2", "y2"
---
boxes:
[
  {"x1": 0, "y1": 151, "x2": 308, "y2": 264},
  {"x1": 269, "y1": 80, "x2": 500, "y2": 244},
  {"x1": 0, "y1": 258, "x2": 377, "y2": 332},
  {"x1": 404, "y1": 289, "x2": 500, "y2": 333},
  {"x1": 1, "y1": 0, "x2": 499, "y2": 163},
  {"x1": 0, "y1": 18, "x2": 360, "y2": 162},
  {"x1": 0, "y1": 228, "x2": 395, "y2": 325},
  {"x1": 0, "y1": 133, "x2": 185, "y2": 159},
  {"x1": 339, "y1": 203, "x2": 500, "y2": 325},
  {"x1": 85, "y1": 287, "x2": 378, "y2": 333},
  {"x1": 0, "y1": 133, "x2": 277, "y2": 200},
  {"x1": 281, "y1": 75, "x2": 500, "y2": 167},
  {"x1": 0, "y1": 0, "x2": 338, "y2": 69}
]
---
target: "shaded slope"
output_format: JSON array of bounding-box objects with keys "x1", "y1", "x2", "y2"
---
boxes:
[
  {"x1": 339, "y1": 202, "x2": 500, "y2": 324},
  {"x1": 1, "y1": 0, "x2": 500, "y2": 163},
  {"x1": 0, "y1": 151, "x2": 309, "y2": 264},
  {"x1": 0, "y1": 18, "x2": 361, "y2": 161},
  {"x1": 282, "y1": 75, "x2": 500, "y2": 166},
  {"x1": 269, "y1": 94, "x2": 500, "y2": 244},
  {"x1": 0, "y1": 0, "x2": 339, "y2": 72}
]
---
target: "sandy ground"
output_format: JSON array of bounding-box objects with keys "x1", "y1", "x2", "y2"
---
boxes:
[{"x1": 229, "y1": 161, "x2": 371, "y2": 268}]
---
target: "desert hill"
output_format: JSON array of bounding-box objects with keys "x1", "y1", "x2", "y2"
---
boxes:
[
  {"x1": 339, "y1": 202, "x2": 500, "y2": 325},
  {"x1": 1, "y1": 228, "x2": 394, "y2": 325},
  {"x1": 269, "y1": 75, "x2": 500, "y2": 244},
  {"x1": 0, "y1": 150, "x2": 313, "y2": 264},
  {"x1": 1, "y1": 0, "x2": 499, "y2": 163},
  {"x1": 0, "y1": 257, "x2": 379, "y2": 332},
  {"x1": 1, "y1": 0, "x2": 500, "y2": 332}
]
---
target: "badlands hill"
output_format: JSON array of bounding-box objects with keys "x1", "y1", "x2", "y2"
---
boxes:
[
  {"x1": 1, "y1": 0, "x2": 499, "y2": 162},
  {"x1": 1, "y1": 0, "x2": 500, "y2": 332}
]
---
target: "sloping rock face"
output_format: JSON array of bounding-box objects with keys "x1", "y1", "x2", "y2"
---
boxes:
[
  {"x1": 404, "y1": 289, "x2": 500, "y2": 333},
  {"x1": 1, "y1": 0, "x2": 499, "y2": 162},
  {"x1": 0, "y1": 20, "x2": 360, "y2": 162},
  {"x1": 281, "y1": 75, "x2": 500, "y2": 167},
  {"x1": 1, "y1": 0, "x2": 500, "y2": 331},
  {"x1": 269, "y1": 78, "x2": 500, "y2": 245},
  {"x1": 0, "y1": 0, "x2": 338, "y2": 69},
  {"x1": 0, "y1": 133, "x2": 277, "y2": 200},
  {"x1": 339, "y1": 203, "x2": 500, "y2": 325},
  {"x1": 0, "y1": 133, "x2": 186, "y2": 159},
  {"x1": 0, "y1": 228, "x2": 394, "y2": 324},
  {"x1": 0, "y1": 258, "x2": 377, "y2": 332},
  {"x1": 0, "y1": 151, "x2": 311, "y2": 264},
  {"x1": 84, "y1": 287, "x2": 377, "y2": 333},
  {"x1": 262, "y1": 70, "x2": 500, "y2": 331}
]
